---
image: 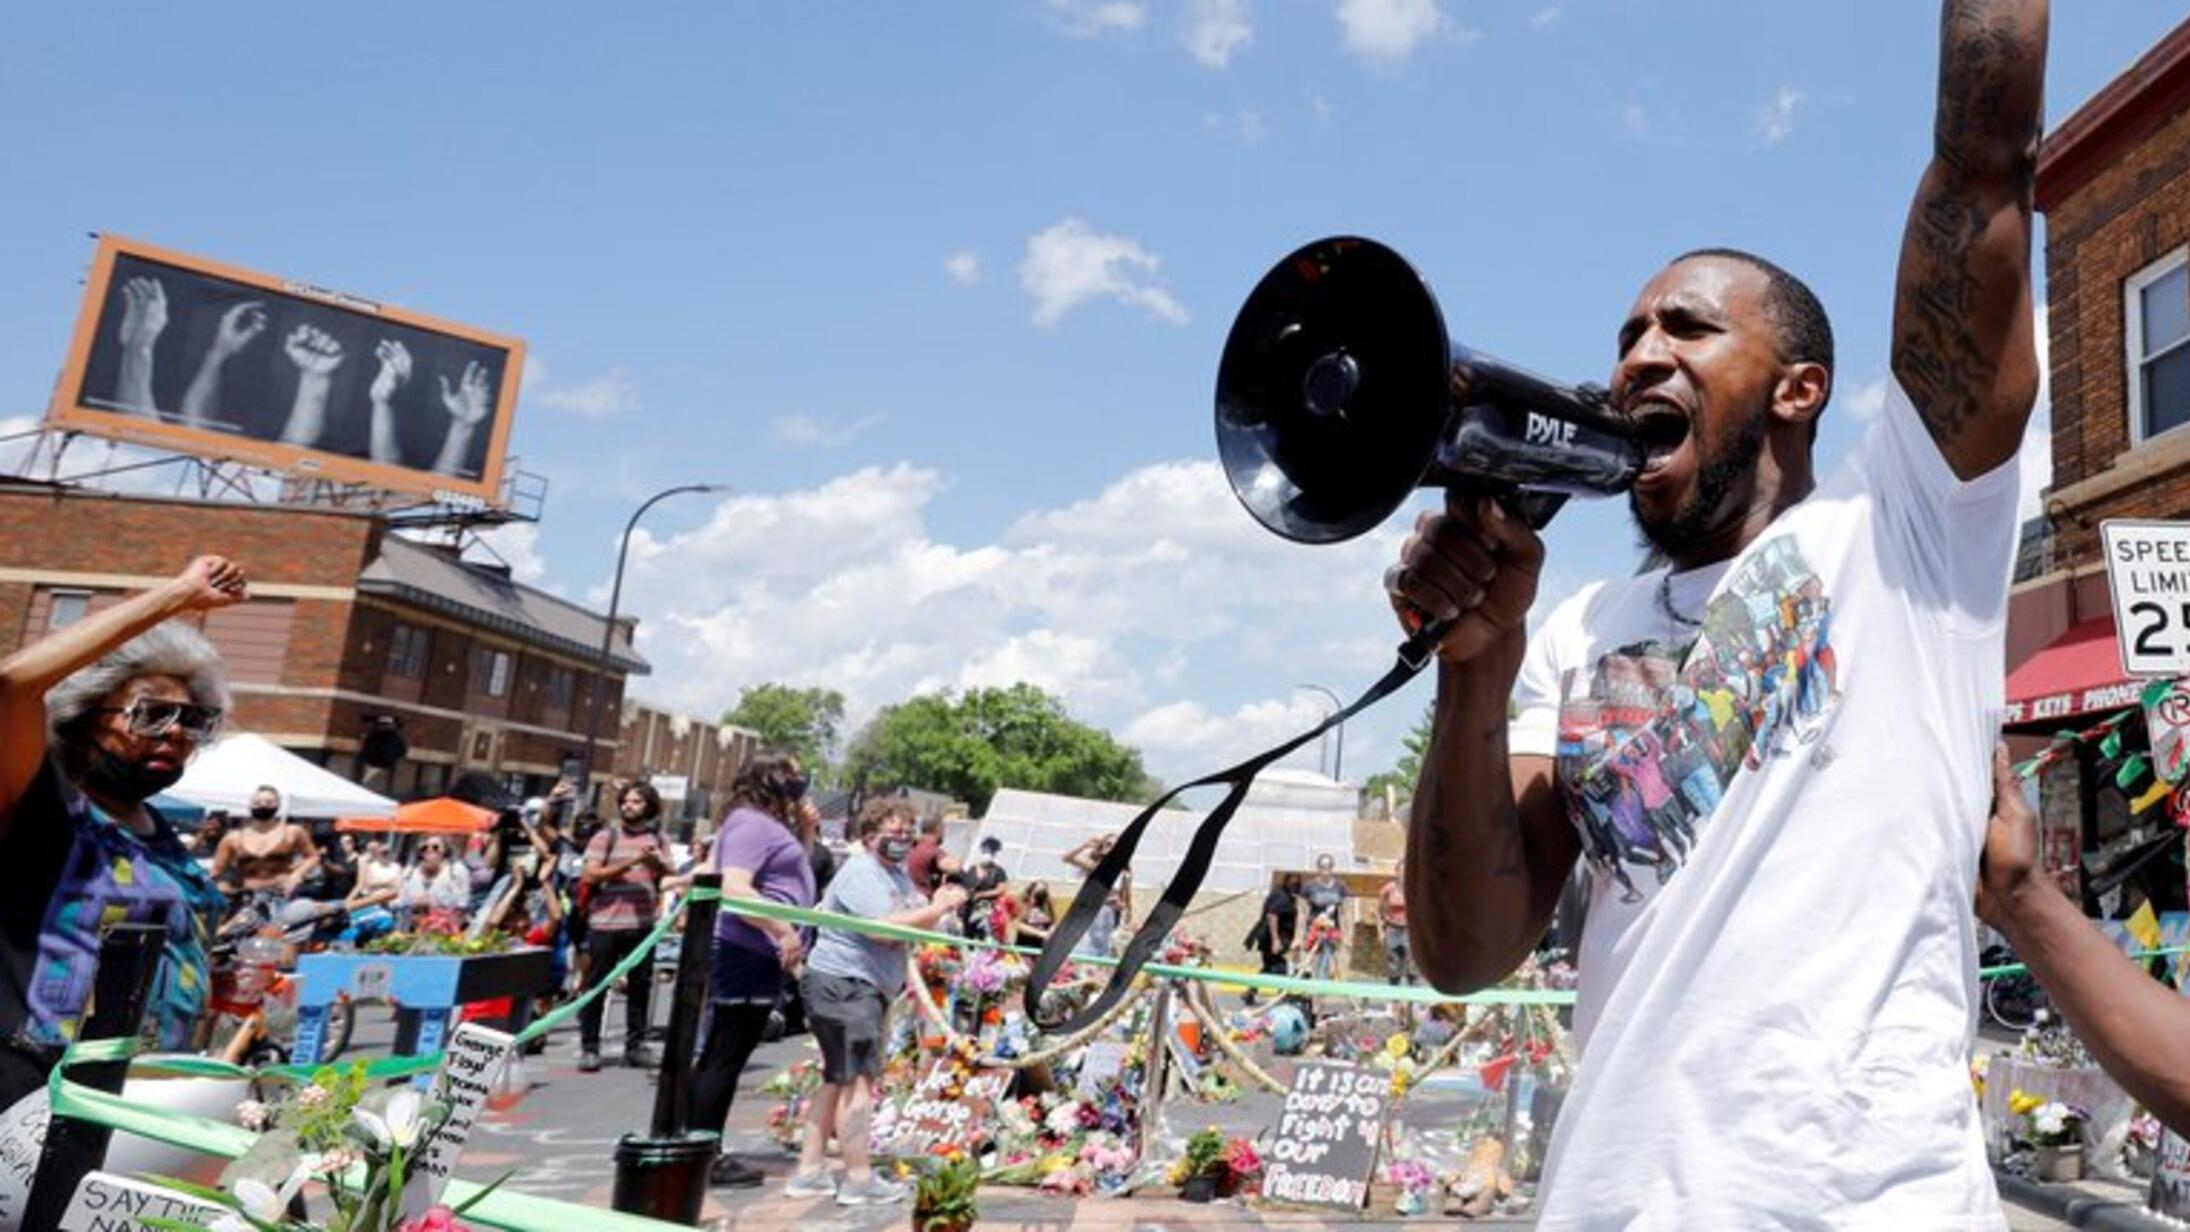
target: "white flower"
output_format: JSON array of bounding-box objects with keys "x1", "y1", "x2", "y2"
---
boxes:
[
  {"x1": 1044, "y1": 1102, "x2": 1083, "y2": 1137},
  {"x1": 353, "y1": 1087, "x2": 426, "y2": 1151},
  {"x1": 2033, "y1": 1103, "x2": 2072, "y2": 1137},
  {"x1": 233, "y1": 1099, "x2": 270, "y2": 1131},
  {"x1": 209, "y1": 1216, "x2": 255, "y2": 1232}
]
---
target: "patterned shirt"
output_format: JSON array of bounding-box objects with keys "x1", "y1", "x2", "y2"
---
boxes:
[{"x1": 1, "y1": 759, "x2": 225, "y2": 1051}]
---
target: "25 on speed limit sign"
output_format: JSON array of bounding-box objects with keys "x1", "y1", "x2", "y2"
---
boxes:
[{"x1": 2102, "y1": 520, "x2": 2190, "y2": 676}]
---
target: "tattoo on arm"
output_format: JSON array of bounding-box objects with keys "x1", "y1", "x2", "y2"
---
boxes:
[{"x1": 1892, "y1": 0, "x2": 2045, "y2": 467}]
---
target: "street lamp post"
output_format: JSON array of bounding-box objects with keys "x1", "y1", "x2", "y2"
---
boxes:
[
  {"x1": 1298, "y1": 683, "x2": 1344, "y2": 782},
  {"x1": 576, "y1": 483, "x2": 725, "y2": 811}
]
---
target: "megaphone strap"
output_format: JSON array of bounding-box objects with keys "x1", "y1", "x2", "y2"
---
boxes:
[{"x1": 1027, "y1": 620, "x2": 1445, "y2": 1031}]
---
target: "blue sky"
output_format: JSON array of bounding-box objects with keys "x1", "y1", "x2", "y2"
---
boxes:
[{"x1": 0, "y1": 3, "x2": 2180, "y2": 789}]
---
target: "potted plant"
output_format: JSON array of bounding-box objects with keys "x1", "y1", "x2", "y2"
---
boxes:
[
  {"x1": 1218, "y1": 1137, "x2": 1263, "y2": 1198},
  {"x1": 913, "y1": 1153, "x2": 981, "y2": 1232},
  {"x1": 1170, "y1": 1129, "x2": 1226, "y2": 1202},
  {"x1": 2022, "y1": 1097, "x2": 2089, "y2": 1182}
]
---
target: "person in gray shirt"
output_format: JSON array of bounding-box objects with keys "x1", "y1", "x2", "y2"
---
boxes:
[{"x1": 788, "y1": 800, "x2": 965, "y2": 1207}]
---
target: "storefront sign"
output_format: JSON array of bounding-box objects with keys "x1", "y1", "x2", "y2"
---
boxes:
[
  {"x1": 2102, "y1": 521, "x2": 2190, "y2": 677},
  {"x1": 1262, "y1": 1060, "x2": 1387, "y2": 1210}
]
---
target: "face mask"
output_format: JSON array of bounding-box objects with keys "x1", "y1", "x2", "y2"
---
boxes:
[
  {"x1": 249, "y1": 805, "x2": 279, "y2": 822},
  {"x1": 80, "y1": 747, "x2": 185, "y2": 803},
  {"x1": 879, "y1": 837, "x2": 912, "y2": 862}
]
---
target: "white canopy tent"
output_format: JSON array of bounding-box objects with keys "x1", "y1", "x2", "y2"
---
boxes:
[{"x1": 161, "y1": 732, "x2": 398, "y2": 820}]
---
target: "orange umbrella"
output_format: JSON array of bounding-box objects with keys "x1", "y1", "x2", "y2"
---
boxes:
[{"x1": 335, "y1": 796, "x2": 497, "y2": 835}]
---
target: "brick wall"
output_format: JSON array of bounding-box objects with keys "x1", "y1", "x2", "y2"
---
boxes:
[{"x1": 2042, "y1": 100, "x2": 2190, "y2": 566}]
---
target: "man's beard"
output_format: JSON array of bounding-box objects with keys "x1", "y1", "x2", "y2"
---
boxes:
[{"x1": 1630, "y1": 408, "x2": 1767, "y2": 559}]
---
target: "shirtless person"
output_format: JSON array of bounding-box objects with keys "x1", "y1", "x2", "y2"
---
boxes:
[{"x1": 210, "y1": 784, "x2": 320, "y2": 896}]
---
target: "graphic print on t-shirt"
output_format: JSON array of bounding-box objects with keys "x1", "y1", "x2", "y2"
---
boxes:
[{"x1": 1556, "y1": 537, "x2": 1841, "y2": 900}]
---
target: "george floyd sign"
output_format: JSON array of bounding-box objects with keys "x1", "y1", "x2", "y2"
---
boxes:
[{"x1": 50, "y1": 235, "x2": 524, "y2": 504}]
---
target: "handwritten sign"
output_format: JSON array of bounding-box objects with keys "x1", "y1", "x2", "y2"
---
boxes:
[
  {"x1": 60, "y1": 1172, "x2": 228, "y2": 1232},
  {"x1": 0, "y1": 1090, "x2": 49, "y2": 1231},
  {"x1": 2153, "y1": 1130, "x2": 2190, "y2": 1220},
  {"x1": 417, "y1": 1024, "x2": 516, "y2": 1203},
  {"x1": 1261, "y1": 1060, "x2": 1388, "y2": 1210},
  {"x1": 870, "y1": 1062, "x2": 1011, "y2": 1158},
  {"x1": 1076, "y1": 1041, "x2": 1129, "y2": 1098}
]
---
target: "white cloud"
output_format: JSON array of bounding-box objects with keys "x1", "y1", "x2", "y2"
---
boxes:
[
  {"x1": 1019, "y1": 217, "x2": 1189, "y2": 328},
  {"x1": 1121, "y1": 693, "x2": 1336, "y2": 778},
  {"x1": 772, "y1": 412, "x2": 885, "y2": 446},
  {"x1": 1048, "y1": 0, "x2": 1146, "y2": 36},
  {"x1": 1755, "y1": 86, "x2": 1804, "y2": 146},
  {"x1": 1531, "y1": 7, "x2": 1561, "y2": 29},
  {"x1": 533, "y1": 368, "x2": 639, "y2": 418},
  {"x1": 1184, "y1": 0, "x2": 1253, "y2": 67},
  {"x1": 1337, "y1": 0, "x2": 1452, "y2": 63},
  {"x1": 1623, "y1": 102, "x2": 1649, "y2": 139},
  {"x1": 453, "y1": 522, "x2": 557, "y2": 589},
  {"x1": 603, "y1": 458, "x2": 1408, "y2": 784},
  {"x1": 944, "y1": 250, "x2": 984, "y2": 285},
  {"x1": 1845, "y1": 375, "x2": 1889, "y2": 423}
]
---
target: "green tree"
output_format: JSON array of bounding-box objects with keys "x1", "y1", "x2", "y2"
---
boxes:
[
  {"x1": 843, "y1": 683, "x2": 1154, "y2": 815},
  {"x1": 721, "y1": 683, "x2": 846, "y2": 782},
  {"x1": 1363, "y1": 700, "x2": 1435, "y2": 806}
]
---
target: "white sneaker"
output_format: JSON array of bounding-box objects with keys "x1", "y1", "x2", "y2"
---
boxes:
[
  {"x1": 783, "y1": 1168, "x2": 836, "y2": 1199},
  {"x1": 835, "y1": 1175, "x2": 907, "y2": 1206}
]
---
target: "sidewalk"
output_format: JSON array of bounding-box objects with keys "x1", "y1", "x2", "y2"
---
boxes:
[{"x1": 1995, "y1": 1167, "x2": 2175, "y2": 1232}]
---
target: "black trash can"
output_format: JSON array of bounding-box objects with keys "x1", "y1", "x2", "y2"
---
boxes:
[{"x1": 611, "y1": 1131, "x2": 719, "y2": 1225}]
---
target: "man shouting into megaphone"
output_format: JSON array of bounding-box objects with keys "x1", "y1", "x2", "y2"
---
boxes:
[{"x1": 1389, "y1": 2, "x2": 2047, "y2": 1225}]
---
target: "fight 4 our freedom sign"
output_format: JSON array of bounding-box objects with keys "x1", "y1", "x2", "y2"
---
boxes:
[{"x1": 1260, "y1": 1060, "x2": 1389, "y2": 1210}]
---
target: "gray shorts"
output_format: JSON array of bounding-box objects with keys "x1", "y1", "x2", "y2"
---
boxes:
[{"x1": 802, "y1": 972, "x2": 891, "y2": 1084}]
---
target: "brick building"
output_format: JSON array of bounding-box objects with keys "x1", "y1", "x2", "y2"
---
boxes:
[
  {"x1": 2004, "y1": 16, "x2": 2190, "y2": 908},
  {"x1": 610, "y1": 700, "x2": 760, "y2": 831},
  {"x1": 0, "y1": 481, "x2": 646, "y2": 806}
]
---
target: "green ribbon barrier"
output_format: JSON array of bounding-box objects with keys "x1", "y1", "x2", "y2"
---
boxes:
[
  {"x1": 712, "y1": 892, "x2": 1581, "y2": 1007},
  {"x1": 43, "y1": 891, "x2": 726, "y2": 1231},
  {"x1": 1977, "y1": 943, "x2": 2190, "y2": 980}
]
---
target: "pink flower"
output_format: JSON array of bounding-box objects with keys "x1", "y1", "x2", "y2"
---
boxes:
[{"x1": 399, "y1": 1206, "x2": 466, "y2": 1232}]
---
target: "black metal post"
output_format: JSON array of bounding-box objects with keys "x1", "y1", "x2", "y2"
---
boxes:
[
  {"x1": 612, "y1": 875, "x2": 722, "y2": 1224},
  {"x1": 576, "y1": 484, "x2": 722, "y2": 814},
  {"x1": 23, "y1": 923, "x2": 165, "y2": 1228}
]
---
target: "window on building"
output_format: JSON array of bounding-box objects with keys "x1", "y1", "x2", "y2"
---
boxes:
[
  {"x1": 387, "y1": 623, "x2": 429, "y2": 679},
  {"x1": 471, "y1": 646, "x2": 512, "y2": 697},
  {"x1": 47, "y1": 591, "x2": 90, "y2": 633},
  {"x1": 2129, "y1": 248, "x2": 2190, "y2": 443},
  {"x1": 547, "y1": 666, "x2": 575, "y2": 711}
]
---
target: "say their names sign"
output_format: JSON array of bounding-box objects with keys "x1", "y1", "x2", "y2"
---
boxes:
[
  {"x1": 2103, "y1": 521, "x2": 2190, "y2": 677},
  {"x1": 59, "y1": 1173, "x2": 228, "y2": 1232},
  {"x1": 1261, "y1": 1060, "x2": 1388, "y2": 1210}
]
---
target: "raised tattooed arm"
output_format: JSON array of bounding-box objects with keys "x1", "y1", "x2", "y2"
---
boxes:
[{"x1": 1890, "y1": 0, "x2": 2048, "y2": 480}]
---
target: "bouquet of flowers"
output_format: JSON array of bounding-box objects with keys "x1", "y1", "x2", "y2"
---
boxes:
[
  {"x1": 1385, "y1": 1158, "x2": 1440, "y2": 1216},
  {"x1": 760, "y1": 1058, "x2": 823, "y2": 1148},
  {"x1": 2018, "y1": 1096, "x2": 2089, "y2": 1148},
  {"x1": 139, "y1": 1062, "x2": 507, "y2": 1232}
]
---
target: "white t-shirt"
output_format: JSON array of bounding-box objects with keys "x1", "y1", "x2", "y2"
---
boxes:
[{"x1": 1509, "y1": 379, "x2": 2019, "y2": 1228}]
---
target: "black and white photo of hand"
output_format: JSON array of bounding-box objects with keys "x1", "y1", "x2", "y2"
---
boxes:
[
  {"x1": 367, "y1": 339, "x2": 412, "y2": 465},
  {"x1": 180, "y1": 301, "x2": 267, "y2": 429},
  {"x1": 430, "y1": 359, "x2": 494, "y2": 475},
  {"x1": 279, "y1": 323, "x2": 346, "y2": 447},
  {"x1": 114, "y1": 276, "x2": 168, "y2": 417}
]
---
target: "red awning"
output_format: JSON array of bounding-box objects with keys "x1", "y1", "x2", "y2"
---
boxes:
[{"x1": 2004, "y1": 617, "x2": 2143, "y2": 728}]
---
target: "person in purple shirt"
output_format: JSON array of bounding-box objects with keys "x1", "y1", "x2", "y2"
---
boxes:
[{"x1": 688, "y1": 750, "x2": 815, "y2": 1188}]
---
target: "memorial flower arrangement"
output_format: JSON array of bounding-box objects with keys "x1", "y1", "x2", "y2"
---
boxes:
[
  {"x1": 139, "y1": 1062, "x2": 506, "y2": 1232},
  {"x1": 2018, "y1": 1096, "x2": 2088, "y2": 1148},
  {"x1": 760, "y1": 1057, "x2": 823, "y2": 1147},
  {"x1": 1385, "y1": 1158, "x2": 1440, "y2": 1216},
  {"x1": 911, "y1": 1153, "x2": 981, "y2": 1232},
  {"x1": 360, "y1": 929, "x2": 513, "y2": 958},
  {"x1": 2014, "y1": 1010, "x2": 2096, "y2": 1070}
]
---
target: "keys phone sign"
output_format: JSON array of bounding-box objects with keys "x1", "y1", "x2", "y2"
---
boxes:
[{"x1": 2102, "y1": 521, "x2": 2190, "y2": 677}]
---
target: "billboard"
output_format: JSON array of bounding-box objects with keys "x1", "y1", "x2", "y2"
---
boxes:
[{"x1": 50, "y1": 236, "x2": 524, "y2": 504}]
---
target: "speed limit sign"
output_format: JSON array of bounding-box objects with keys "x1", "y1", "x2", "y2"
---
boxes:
[{"x1": 2102, "y1": 520, "x2": 2190, "y2": 677}]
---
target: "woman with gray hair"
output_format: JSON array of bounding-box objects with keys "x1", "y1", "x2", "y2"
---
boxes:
[{"x1": 0, "y1": 555, "x2": 248, "y2": 1109}]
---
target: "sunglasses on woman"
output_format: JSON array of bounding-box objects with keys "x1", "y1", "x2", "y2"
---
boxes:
[{"x1": 99, "y1": 697, "x2": 223, "y2": 742}]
